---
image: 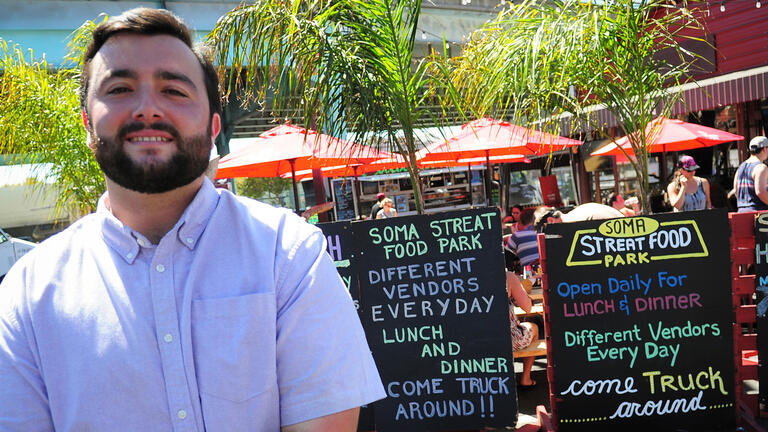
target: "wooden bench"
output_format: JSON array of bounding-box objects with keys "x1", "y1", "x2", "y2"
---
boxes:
[
  {"x1": 514, "y1": 339, "x2": 547, "y2": 359},
  {"x1": 513, "y1": 303, "x2": 544, "y2": 318}
]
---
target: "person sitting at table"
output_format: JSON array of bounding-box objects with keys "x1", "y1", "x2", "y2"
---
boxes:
[
  {"x1": 505, "y1": 208, "x2": 539, "y2": 269},
  {"x1": 605, "y1": 192, "x2": 635, "y2": 217},
  {"x1": 507, "y1": 271, "x2": 539, "y2": 389}
]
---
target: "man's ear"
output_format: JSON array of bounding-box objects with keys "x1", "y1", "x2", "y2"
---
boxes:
[
  {"x1": 210, "y1": 113, "x2": 222, "y2": 143},
  {"x1": 82, "y1": 110, "x2": 97, "y2": 151}
]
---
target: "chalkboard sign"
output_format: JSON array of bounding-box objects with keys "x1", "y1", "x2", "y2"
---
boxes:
[
  {"x1": 353, "y1": 208, "x2": 517, "y2": 431},
  {"x1": 332, "y1": 179, "x2": 357, "y2": 221},
  {"x1": 754, "y1": 213, "x2": 768, "y2": 407},
  {"x1": 318, "y1": 221, "x2": 360, "y2": 312},
  {"x1": 543, "y1": 209, "x2": 735, "y2": 431}
]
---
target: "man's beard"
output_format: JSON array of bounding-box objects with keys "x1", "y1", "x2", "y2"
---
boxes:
[{"x1": 90, "y1": 121, "x2": 211, "y2": 194}]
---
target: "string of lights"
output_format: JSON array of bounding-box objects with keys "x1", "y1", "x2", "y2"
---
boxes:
[
  {"x1": 715, "y1": 0, "x2": 764, "y2": 11},
  {"x1": 417, "y1": 28, "x2": 453, "y2": 51}
]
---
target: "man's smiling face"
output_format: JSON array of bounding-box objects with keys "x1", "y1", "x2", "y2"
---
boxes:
[{"x1": 84, "y1": 33, "x2": 220, "y2": 193}]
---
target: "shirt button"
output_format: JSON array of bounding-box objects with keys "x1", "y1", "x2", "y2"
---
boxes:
[
  {"x1": 138, "y1": 239, "x2": 146, "y2": 247},
  {"x1": 177, "y1": 409, "x2": 187, "y2": 420},
  {"x1": 126, "y1": 252, "x2": 134, "y2": 259},
  {"x1": 186, "y1": 237, "x2": 194, "y2": 244},
  {"x1": 156, "y1": 264, "x2": 165, "y2": 272},
  {"x1": 163, "y1": 333, "x2": 173, "y2": 343}
]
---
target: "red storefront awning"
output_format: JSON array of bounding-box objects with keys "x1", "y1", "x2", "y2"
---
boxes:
[{"x1": 559, "y1": 65, "x2": 768, "y2": 134}]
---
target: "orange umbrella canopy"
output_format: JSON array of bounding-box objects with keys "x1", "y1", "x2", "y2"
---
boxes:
[
  {"x1": 418, "y1": 154, "x2": 531, "y2": 168},
  {"x1": 282, "y1": 153, "x2": 409, "y2": 182},
  {"x1": 215, "y1": 124, "x2": 388, "y2": 179},
  {"x1": 590, "y1": 117, "x2": 745, "y2": 156},
  {"x1": 284, "y1": 153, "x2": 532, "y2": 182},
  {"x1": 419, "y1": 118, "x2": 581, "y2": 162}
]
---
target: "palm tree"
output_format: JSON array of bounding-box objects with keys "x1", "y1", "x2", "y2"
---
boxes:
[
  {"x1": 0, "y1": 33, "x2": 104, "y2": 219},
  {"x1": 448, "y1": 0, "x2": 703, "y2": 213},
  {"x1": 208, "y1": 0, "x2": 447, "y2": 213}
]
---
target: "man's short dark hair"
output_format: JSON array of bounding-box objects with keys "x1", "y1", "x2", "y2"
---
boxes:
[
  {"x1": 518, "y1": 209, "x2": 534, "y2": 226},
  {"x1": 79, "y1": 8, "x2": 221, "y2": 119}
]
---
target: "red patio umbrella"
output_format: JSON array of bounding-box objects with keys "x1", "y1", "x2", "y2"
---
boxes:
[
  {"x1": 216, "y1": 124, "x2": 388, "y2": 211},
  {"x1": 286, "y1": 153, "x2": 530, "y2": 181},
  {"x1": 418, "y1": 154, "x2": 531, "y2": 168},
  {"x1": 418, "y1": 119, "x2": 578, "y2": 205},
  {"x1": 419, "y1": 117, "x2": 582, "y2": 162},
  {"x1": 283, "y1": 153, "x2": 409, "y2": 182},
  {"x1": 590, "y1": 117, "x2": 744, "y2": 156}
]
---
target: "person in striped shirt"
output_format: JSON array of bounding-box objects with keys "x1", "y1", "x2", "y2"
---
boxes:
[{"x1": 505, "y1": 208, "x2": 539, "y2": 268}]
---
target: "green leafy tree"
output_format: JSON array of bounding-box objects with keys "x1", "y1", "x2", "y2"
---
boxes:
[
  {"x1": 208, "y1": 0, "x2": 446, "y2": 213},
  {"x1": 448, "y1": 0, "x2": 703, "y2": 213},
  {"x1": 0, "y1": 18, "x2": 106, "y2": 218},
  {"x1": 0, "y1": 39, "x2": 103, "y2": 218}
]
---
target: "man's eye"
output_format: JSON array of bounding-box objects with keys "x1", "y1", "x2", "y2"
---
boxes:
[
  {"x1": 165, "y1": 88, "x2": 187, "y2": 97},
  {"x1": 107, "y1": 87, "x2": 130, "y2": 94}
]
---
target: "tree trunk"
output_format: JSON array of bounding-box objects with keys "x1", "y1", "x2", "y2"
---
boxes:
[{"x1": 407, "y1": 151, "x2": 424, "y2": 214}]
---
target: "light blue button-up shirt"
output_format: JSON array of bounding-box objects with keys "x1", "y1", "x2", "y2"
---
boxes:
[{"x1": 0, "y1": 179, "x2": 385, "y2": 431}]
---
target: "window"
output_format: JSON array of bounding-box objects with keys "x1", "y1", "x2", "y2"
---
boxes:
[
  {"x1": 361, "y1": 181, "x2": 379, "y2": 195},
  {"x1": 508, "y1": 170, "x2": 543, "y2": 206}
]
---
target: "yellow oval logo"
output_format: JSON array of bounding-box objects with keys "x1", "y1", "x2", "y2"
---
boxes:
[{"x1": 598, "y1": 217, "x2": 659, "y2": 238}]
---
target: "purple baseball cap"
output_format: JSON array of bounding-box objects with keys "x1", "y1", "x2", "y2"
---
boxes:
[{"x1": 678, "y1": 155, "x2": 700, "y2": 171}]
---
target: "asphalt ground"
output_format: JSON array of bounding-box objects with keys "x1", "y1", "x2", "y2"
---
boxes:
[{"x1": 513, "y1": 357, "x2": 550, "y2": 429}]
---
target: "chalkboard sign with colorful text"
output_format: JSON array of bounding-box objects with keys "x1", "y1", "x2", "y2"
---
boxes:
[
  {"x1": 543, "y1": 209, "x2": 735, "y2": 431},
  {"x1": 354, "y1": 208, "x2": 516, "y2": 431}
]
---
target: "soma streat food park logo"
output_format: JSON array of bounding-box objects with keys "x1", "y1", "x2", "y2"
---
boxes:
[{"x1": 564, "y1": 217, "x2": 708, "y2": 268}]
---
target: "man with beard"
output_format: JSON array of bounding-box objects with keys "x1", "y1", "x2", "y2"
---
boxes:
[{"x1": 0, "y1": 8, "x2": 384, "y2": 431}]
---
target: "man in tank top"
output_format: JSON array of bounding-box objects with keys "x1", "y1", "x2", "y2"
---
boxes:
[{"x1": 734, "y1": 136, "x2": 768, "y2": 212}]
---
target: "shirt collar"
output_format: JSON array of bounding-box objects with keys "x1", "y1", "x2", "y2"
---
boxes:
[
  {"x1": 175, "y1": 178, "x2": 219, "y2": 251},
  {"x1": 97, "y1": 178, "x2": 220, "y2": 263}
]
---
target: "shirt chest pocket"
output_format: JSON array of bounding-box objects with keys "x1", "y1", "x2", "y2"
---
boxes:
[{"x1": 191, "y1": 292, "x2": 277, "y2": 403}]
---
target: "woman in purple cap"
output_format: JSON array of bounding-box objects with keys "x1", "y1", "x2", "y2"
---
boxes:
[{"x1": 666, "y1": 155, "x2": 712, "y2": 212}]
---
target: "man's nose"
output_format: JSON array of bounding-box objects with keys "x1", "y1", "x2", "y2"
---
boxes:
[{"x1": 131, "y1": 88, "x2": 164, "y2": 120}]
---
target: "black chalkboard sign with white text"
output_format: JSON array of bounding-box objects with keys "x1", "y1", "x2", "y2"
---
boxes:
[
  {"x1": 318, "y1": 221, "x2": 360, "y2": 312},
  {"x1": 543, "y1": 209, "x2": 734, "y2": 431},
  {"x1": 353, "y1": 208, "x2": 516, "y2": 432}
]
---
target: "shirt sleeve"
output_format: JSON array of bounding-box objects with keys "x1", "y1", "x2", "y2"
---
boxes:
[
  {"x1": 273, "y1": 224, "x2": 385, "y2": 426},
  {"x1": 506, "y1": 233, "x2": 518, "y2": 251},
  {"x1": 0, "y1": 265, "x2": 54, "y2": 431}
]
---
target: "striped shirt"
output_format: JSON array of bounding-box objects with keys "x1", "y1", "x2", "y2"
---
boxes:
[{"x1": 506, "y1": 225, "x2": 539, "y2": 266}]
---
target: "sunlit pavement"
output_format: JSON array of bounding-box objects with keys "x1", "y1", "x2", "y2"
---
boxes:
[{"x1": 514, "y1": 358, "x2": 550, "y2": 429}]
